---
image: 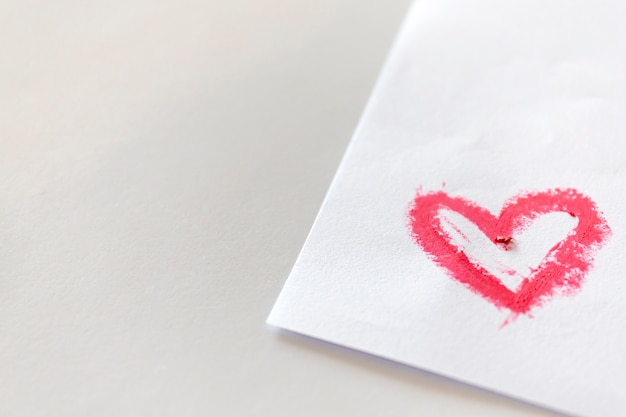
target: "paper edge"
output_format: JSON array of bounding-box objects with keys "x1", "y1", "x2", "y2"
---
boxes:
[{"x1": 266, "y1": 0, "x2": 421, "y2": 325}]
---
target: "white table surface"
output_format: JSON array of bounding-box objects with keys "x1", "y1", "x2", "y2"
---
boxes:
[{"x1": 1, "y1": 1, "x2": 559, "y2": 416}]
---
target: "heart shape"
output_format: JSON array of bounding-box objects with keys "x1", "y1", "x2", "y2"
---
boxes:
[{"x1": 408, "y1": 188, "x2": 611, "y2": 317}]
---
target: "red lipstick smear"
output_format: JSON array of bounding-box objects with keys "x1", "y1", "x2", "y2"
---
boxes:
[{"x1": 407, "y1": 188, "x2": 611, "y2": 320}]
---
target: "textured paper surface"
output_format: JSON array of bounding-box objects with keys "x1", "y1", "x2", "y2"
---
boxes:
[{"x1": 268, "y1": 1, "x2": 626, "y2": 416}]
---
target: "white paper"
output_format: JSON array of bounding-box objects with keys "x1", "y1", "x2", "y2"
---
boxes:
[{"x1": 268, "y1": 1, "x2": 626, "y2": 416}]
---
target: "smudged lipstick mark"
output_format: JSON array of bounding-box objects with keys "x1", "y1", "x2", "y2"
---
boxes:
[{"x1": 407, "y1": 188, "x2": 611, "y2": 320}]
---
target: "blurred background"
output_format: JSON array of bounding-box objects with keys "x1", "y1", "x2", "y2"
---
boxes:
[{"x1": 1, "y1": 1, "x2": 557, "y2": 416}]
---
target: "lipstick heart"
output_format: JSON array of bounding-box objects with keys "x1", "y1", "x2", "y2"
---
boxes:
[{"x1": 407, "y1": 188, "x2": 611, "y2": 317}]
